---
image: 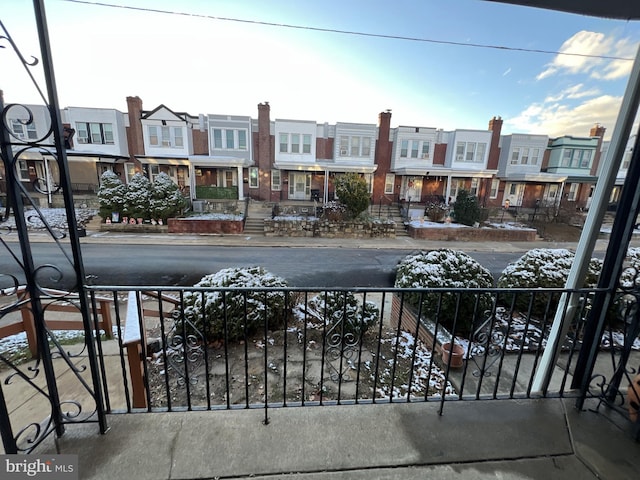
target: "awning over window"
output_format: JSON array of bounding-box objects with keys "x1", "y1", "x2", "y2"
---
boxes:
[
  {"x1": 275, "y1": 162, "x2": 377, "y2": 174},
  {"x1": 499, "y1": 173, "x2": 568, "y2": 183},
  {"x1": 188, "y1": 156, "x2": 252, "y2": 167},
  {"x1": 135, "y1": 156, "x2": 190, "y2": 166}
]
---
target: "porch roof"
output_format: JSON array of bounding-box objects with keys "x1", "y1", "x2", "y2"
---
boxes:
[
  {"x1": 135, "y1": 155, "x2": 189, "y2": 166},
  {"x1": 274, "y1": 161, "x2": 377, "y2": 174},
  {"x1": 499, "y1": 172, "x2": 568, "y2": 183},
  {"x1": 393, "y1": 167, "x2": 496, "y2": 177},
  {"x1": 188, "y1": 155, "x2": 252, "y2": 168}
]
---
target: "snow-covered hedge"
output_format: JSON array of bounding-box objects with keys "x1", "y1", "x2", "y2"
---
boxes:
[
  {"x1": 496, "y1": 248, "x2": 602, "y2": 317},
  {"x1": 394, "y1": 249, "x2": 494, "y2": 334},
  {"x1": 307, "y1": 291, "x2": 379, "y2": 336},
  {"x1": 180, "y1": 267, "x2": 292, "y2": 342}
]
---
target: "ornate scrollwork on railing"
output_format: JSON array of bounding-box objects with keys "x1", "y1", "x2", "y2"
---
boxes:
[
  {"x1": 586, "y1": 264, "x2": 640, "y2": 435},
  {"x1": 325, "y1": 321, "x2": 360, "y2": 383},
  {"x1": 468, "y1": 315, "x2": 507, "y2": 378},
  {"x1": 164, "y1": 310, "x2": 205, "y2": 387}
]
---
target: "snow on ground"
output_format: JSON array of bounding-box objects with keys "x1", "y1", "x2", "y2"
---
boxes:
[{"x1": 1, "y1": 208, "x2": 97, "y2": 230}]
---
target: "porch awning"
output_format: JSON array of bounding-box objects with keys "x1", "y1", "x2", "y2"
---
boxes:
[
  {"x1": 135, "y1": 155, "x2": 190, "y2": 166},
  {"x1": 275, "y1": 162, "x2": 377, "y2": 174},
  {"x1": 566, "y1": 174, "x2": 599, "y2": 183},
  {"x1": 66, "y1": 150, "x2": 128, "y2": 161},
  {"x1": 393, "y1": 167, "x2": 496, "y2": 178},
  {"x1": 188, "y1": 155, "x2": 252, "y2": 167},
  {"x1": 500, "y1": 172, "x2": 568, "y2": 183}
]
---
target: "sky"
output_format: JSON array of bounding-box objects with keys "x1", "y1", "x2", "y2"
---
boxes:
[{"x1": 1, "y1": 0, "x2": 640, "y2": 140}]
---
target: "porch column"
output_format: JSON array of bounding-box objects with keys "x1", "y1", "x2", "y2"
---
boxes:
[
  {"x1": 324, "y1": 169, "x2": 329, "y2": 203},
  {"x1": 236, "y1": 165, "x2": 244, "y2": 199},
  {"x1": 188, "y1": 164, "x2": 196, "y2": 200},
  {"x1": 444, "y1": 176, "x2": 452, "y2": 205}
]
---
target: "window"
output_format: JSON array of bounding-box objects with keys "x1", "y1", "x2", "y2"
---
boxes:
[
  {"x1": 340, "y1": 135, "x2": 372, "y2": 157},
  {"x1": 421, "y1": 142, "x2": 430, "y2": 159},
  {"x1": 226, "y1": 130, "x2": 234, "y2": 149},
  {"x1": 470, "y1": 178, "x2": 479, "y2": 196},
  {"x1": 77, "y1": 122, "x2": 114, "y2": 145},
  {"x1": 174, "y1": 128, "x2": 183, "y2": 148},
  {"x1": 351, "y1": 137, "x2": 360, "y2": 156},
  {"x1": 271, "y1": 170, "x2": 281, "y2": 191},
  {"x1": 568, "y1": 183, "x2": 579, "y2": 201},
  {"x1": 580, "y1": 150, "x2": 592, "y2": 168},
  {"x1": 450, "y1": 178, "x2": 465, "y2": 199},
  {"x1": 362, "y1": 137, "x2": 371, "y2": 156},
  {"x1": 161, "y1": 127, "x2": 171, "y2": 147},
  {"x1": 521, "y1": 148, "x2": 529, "y2": 165},
  {"x1": 212, "y1": 128, "x2": 249, "y2": 151},
  {"x1": 455, "y1": 142, "x2": 465, "y2": 162},
  {"x1": 475, "y1": 143, "x2": 486, "y2": 162},
  {"x1": 291, "y1": 134, "x2": 300, "y2": 153},
  {"x1": 490, "y1": 179, "x2": 499, "y2": 199},
  {"x1": 249, "y1": 167, "x2": 259, "y2": 188},
  {"x1": 384, "y1": 174, "x2": 395, "y2": 194},
  {"x1": 149, "y1": 164, "x2": 160, "y2": 182},
  {"x1": 411, "y1": 141, "x2": 419, "y2": 158},
  {"x1": 465, "y1": 143, "x2": 476, "y2": 162},
  {"x1": 562, "y1": 149, "x2": 572, "y2": 167},
  {"x1": 511, "y1": 148, "x2": 520, "y2": 165},
  {"x1": 303, "y1": 134, "x2": 312, "y2": 154},
  {"x1": 279, "y1": 133, "x2": 288, "y2": 153},
  {"x1": 10, "y1": 119, "x2": 38, "y2": 140},
  {"x1": 213, "y1": 129, "x2": 223, "y2": 149},
  {"x1": 530, "y1": 148, "x2": 540, "y2": 165},
  {"x1": 18, "y1": 160, "x2": 30, "y2": 181},
  {"x1": 400, "y1": 140, "x2": 409, "y2": 158}
]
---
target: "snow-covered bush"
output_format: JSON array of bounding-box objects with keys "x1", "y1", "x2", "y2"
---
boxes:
[
  {"x1": 307, "y1": 291, "x2": 379, "y2": 336},
  {"x1": 319, "y1": 201, "x2": 347, "y2": 221},
  {"x1": 394, "y1": 249, "x2": 494, "y2": 334},
  {"x1": 124, "y1": 173, "x2": 151, "y2": 219},
  {"x1": 496, "y1": 248, "x2": 602, "y2": 317},
  {"x1": 150, "y1": 172, "x2": 186, "y2": 220},
  {"x1": 180, "y1": 266, "x2": 292, "y2": 342},
  {"x1": 424, "y1": 202, "x2": 448, "y2": 222},
  {"x1": 97, "y1": 171, "x2": 126, "y2": 220}
]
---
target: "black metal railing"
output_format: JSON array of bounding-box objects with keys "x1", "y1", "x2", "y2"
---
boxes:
[{"x1": 75, "y1": 285, "x2": 626, "y2": 422}]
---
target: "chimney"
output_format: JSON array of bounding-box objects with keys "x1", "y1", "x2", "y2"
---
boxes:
[
  {"x1": 255, "y1": 102, "x2": 272, "y2": 201},
  {"x1": 126, "y1": 96, "x2": 144, "y2": 158},
  {"x1": 487, "y1": 116, "x2": 503, "y2": 170},
  {"x1": 373, "y1": 110, "x2": 393, "y2": 202},
  {"x1": 590, "y1": 123, "x2": 606, "y2": 176}
]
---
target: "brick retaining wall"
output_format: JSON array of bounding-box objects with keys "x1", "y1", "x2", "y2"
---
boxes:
[
  {"x1": 167, "y1": 218, "x2": 244, "y2": 234},
  {"x1": 264, "y1": 219, "x2": 396, "y2": 238}
]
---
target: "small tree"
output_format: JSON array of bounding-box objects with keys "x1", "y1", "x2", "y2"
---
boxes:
[
  {"x1": 334, "y1": 173, "x2": 370, "y2": 219},
  {"x1": 308, "y1": 291, "x2": 379, "y2": 336},
  {"x1": 97, "y1": 170, "x2": 126, "y2": 220},
  {"x1": 150, "y1": 172, "x2": 186, "y2": 220},
  {"x1": 124, "y1": 173, "x2": 152, "y2": 218},
  {"x1": 452, "y1": 189, "x2": 480, "y2": 226}
]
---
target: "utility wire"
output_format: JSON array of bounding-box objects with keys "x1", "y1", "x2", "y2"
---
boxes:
[{"x1": 61, "y1": 0, "x2": 634, "y2": 61}]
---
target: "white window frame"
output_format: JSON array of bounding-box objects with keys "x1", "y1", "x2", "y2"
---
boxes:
[
  {"x1": 490, "y1": 179, "x2": 500, "y2": 199},
  {"x1": 77, "y1": 122, "x2": 114, "y2": 145},
  {"x1": 410, "y1": 140, "x2": 419, "y2": 159},
  {"x1": 421, "y1": 141, "x2": 430, "y2": 159},
  {"x1": 530, "y1": 148, "x2": 540, "y2": 165},
  {"x1": 249, "y1": 167, "x2": 259, "y2": 188},
  {"x1": 302, "y1": 134, "x2": 312, "y2": 154},
  {"x1": 470, "y1": 178, "x2": 479, "y2": 196},
  {"x1": 400, "y1": 140, "x2": 409, "y2": 158},
  {"x1": 568, "y1": 183, "x2": 579, "y2": 201},
  {"x1": 384, "y1": 174, "x2": 395, "y2": 195},
  {"x1": 279, "y1": 133, "x2": 288, "y2": 153},
  {"x1": 510, "y1": 148, "x2": 520, "y2": 165},
  {"x1": 271, "y1": 169, "x2": 281, "y2": 191},
  {"x1": 291, "y1": 134, "x2": 300, "y2": 153},
  {"x1": 212, "y1": 128, "x2": 249, "y2": 151}
]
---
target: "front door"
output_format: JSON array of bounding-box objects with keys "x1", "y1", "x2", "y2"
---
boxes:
[
  {"x1": 505, "y1": 182, "x2": 525, "y2": 207},
  {"x1": 289, "y1": 173, "x2": 310, "y2": 200},
  {"x1": 404, "y1": 176, "x2": 423, "y2": 201}
]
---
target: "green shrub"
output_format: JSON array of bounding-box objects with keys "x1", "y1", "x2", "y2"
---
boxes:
[
  {"x1": 150, "y1": 172, "x2": 186, "y2": 220},
  {"x1": 124, "y1": 173, "x2": 151, "y2": 218},
  {"x1": 496, "y1": 248, "x2": 602, "y2": 317},
  {"x1": 180, "y1": 267, "x2": 291, "y2": 342},
  {"x1": 452, "y1": 189, "x2": 480, "y2": 226},
  {"x1": 334, "y1": 173, "x2": 370, "y2": 219},
  {"x1": 308, "y1": 291, "x2": 379, "y2": 337},
  {"x1": 394, "y1": 249, "x2": 494, "y2": 334}
]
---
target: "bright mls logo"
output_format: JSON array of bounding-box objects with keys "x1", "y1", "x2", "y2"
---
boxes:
[{"x1": 0, "y1": 455, "x2": 77, "y2": 479}]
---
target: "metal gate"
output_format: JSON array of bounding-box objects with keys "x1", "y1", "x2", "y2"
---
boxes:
[{"x1": 0, "y1": 2, "x2": 106, "y2": 454}]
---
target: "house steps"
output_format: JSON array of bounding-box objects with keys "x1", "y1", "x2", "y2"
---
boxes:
[
  {"x1": 370, "y1": 204, "x2": 409, "y2": 237},
  {"x1": 243, "y1": 201, "x2": 273, "y2": 235}
]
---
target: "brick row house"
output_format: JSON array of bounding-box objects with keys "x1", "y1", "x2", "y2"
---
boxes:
[{"x1": 0, "y1": 97, "x2": 624, "y2": 217}]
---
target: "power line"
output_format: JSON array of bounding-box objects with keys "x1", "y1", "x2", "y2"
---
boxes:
[{"x1": 61, "y1": 0, "x2": 635, "y2": 62}]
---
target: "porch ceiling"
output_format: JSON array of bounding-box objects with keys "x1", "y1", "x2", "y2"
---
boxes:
[
  {"x1": 275, "y1": 162, "x2": 377, "y2": 173},
  {"x1": 135, "y1": 155, "x2": 189, "y2": 166},
  {"x1": 500, "y1": 172, "x2": 568, "y2": 183},
  {"x1": 393, "y1": 167, "x2": 496, "y2": 178},
  {"x1": 187, "y1": 155, "x2": 252, "y2": 167}
]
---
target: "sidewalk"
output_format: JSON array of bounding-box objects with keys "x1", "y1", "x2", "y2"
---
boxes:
[
  {"x1": 7, "y1": 227, "x2": 624, "y2": 253},
  {"x1": 32, "y1": 397, "x2": 640, "y2": 480}
]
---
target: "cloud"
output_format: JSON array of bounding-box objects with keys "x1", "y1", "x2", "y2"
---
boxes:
[
  {"x1": 536, "y1": 31, "x2": 635, "y2": 81},
  {"x1": 505, "y1": 94, "x2": 621, "y2": 138}
]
